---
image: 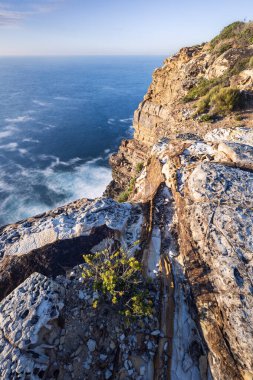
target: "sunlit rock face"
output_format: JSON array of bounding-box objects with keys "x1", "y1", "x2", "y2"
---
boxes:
[{"x1": 1, "y1": 23, "x2": 253, "y2": 380}]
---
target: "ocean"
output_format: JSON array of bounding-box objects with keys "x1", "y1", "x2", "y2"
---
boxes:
[{"x1": 0, "y1": 56, "x2": 164, "y2": 226}]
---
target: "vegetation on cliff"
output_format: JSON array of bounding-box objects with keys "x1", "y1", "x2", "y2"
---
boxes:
[
  {"x1": 210, "y1": 21, "x2": 253, "y2": 52},
  {"x1": 82, "y1": 247, "x2": 154, "y2": 318},
  {"x1": 182, "y1": 21, "x2": 253, "y2": 119}
]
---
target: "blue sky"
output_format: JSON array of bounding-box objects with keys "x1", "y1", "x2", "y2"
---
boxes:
[{"x1": 0, "y1": 0, "x2": 252, "y2": 55}]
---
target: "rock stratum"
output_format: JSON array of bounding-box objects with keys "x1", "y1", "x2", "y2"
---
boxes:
[{"x1": 1, "y1": 22, "x2": 253, "y2": 380}]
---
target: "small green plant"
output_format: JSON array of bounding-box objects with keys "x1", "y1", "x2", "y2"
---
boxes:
[
  {"x1": 117, "y1": 177, "x2": 136, "y2": 203},
  {"x1": 82, "y1": 247, "x2": 154, "y2": 318},
  {"x1": 198, "y1": 114, "x2": 213, "y2": 122},
  {"x1": 249, "y1": 57, "x2": 253, "y2": 68},
  {"x1": 234, "y1": 114, "x2": 243, "y2": 121},
  {"x1": 195, "y1": 85, "x2": 221, "y2": 114},
  {"x1": 128, "y1": 177, "x2": 136, "y2": 192},
  {"x1": 230, "y1": 56, "x2": 251, "y2": 76},
  {"x1": 215, "y1": 42, "x2": 233, "y2": 56},
  {"x1": 238, "y1": 23, "x2": 253, "y2": 45},
  {"x1": 118, "y1": 191, "x2": 129, "y2": 203},
  {"x1": 135, "y1": 162, "x2": 144, "y2": 174}
]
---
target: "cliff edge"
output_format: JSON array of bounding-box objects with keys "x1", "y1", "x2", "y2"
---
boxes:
[{"x1": 0, "y1": 21, "x2": 253, "y2": 380}]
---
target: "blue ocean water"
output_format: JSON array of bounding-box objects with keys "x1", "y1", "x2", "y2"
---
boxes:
[{"x1": 0, "y1": 56, "x2": 164, "y2": 225}]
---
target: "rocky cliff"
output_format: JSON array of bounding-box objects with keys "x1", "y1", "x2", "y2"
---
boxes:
[{"x1": 1, "y1": 22, "x2": 253, "y2": 380}]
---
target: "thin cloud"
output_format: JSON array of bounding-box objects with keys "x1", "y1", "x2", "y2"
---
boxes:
[
  {"x1": 0, "y1": 0, "x2": 64, "y2": 27},
  {"x1": 0, "y1": 10, "x2": 25, "y2": 26}
]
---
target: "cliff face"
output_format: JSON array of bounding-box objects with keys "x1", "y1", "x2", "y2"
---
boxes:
[
  {"x1": 1, "y1": 22, "x2": 253, "y2": 380},
  {"x1": 107, "y1": 23, "x2": 253, "y2": 198}
]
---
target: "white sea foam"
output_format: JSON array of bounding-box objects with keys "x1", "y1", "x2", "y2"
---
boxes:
[
  {"x1": 0, "y1": 179, "x2": 14, "y2": 192},
  {"x1": 37, "y1": 122, "x2": 57, "y2": 129},
  {"x1": 46, "y1": 162, "x2": 111, "y2": 201},
  {"x1": 0, "y1": 142, "x2": 18, "y2": 151},
  {"x1": 120, "y1": 117, "x2": 133, "y2": 123},
  {"x1": 22, "y1": 138, "x2": 40, "y2": 143},
  {"x1": 33, "y1": 100, "x2": 51, "y2": 107},
  {"x1": 54, "y1": 96, "x2": 70, "y2": 101},
  {"x1": 5, "y1": 115, "x2": 34, "y2": 123},
  {"x1": 0, "y1": 130, "x2": 13, "y2": 139},
  {"x1": 0, "y1": 158, "x2": 112, "y2": 225},
  {"x1": 18, "y1": 148, "x2": 29, "y2": 155},
  {"x1": 107, "y1": 118, "x2": 115, "y2": 125}
]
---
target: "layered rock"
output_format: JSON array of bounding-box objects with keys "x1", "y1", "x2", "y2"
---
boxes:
[
  {"x1": 132, "y1": 126, "x2": 253, "y2": 379},
  {"x1": 107, "y1": 28, "x2": 253, "y2": 198},
  {"x1": 1, "y1": 22, "x2": 253, "y2": 380}
]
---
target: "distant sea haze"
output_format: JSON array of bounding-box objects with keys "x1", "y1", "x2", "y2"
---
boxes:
[{"x1": 0, "y1": 56, "x2": 164, "y2": 226}]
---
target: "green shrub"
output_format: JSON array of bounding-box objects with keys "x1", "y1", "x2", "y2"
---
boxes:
[
  {"x1": 183, "y1": 78, "x2": 214, "y2": 103},
  {"x1": 234, "y1": 114, "x2": 243, "y2": 121},
  {"x1": 117, "y1": 177, "x2": 136, "y2": 202},
  {"x1": 210, "y1": 87, "x2": 240, "y2": 114},
  {"x1": 230, "y1": 57, "x2": 251, "y2": 76},
  {"x1": 118, "y1": 191, "x2": 129, "y2": 203},
  {"x1": 210, "y1": 21, "x2": 253, "y2": 49},
  {"x1": 249, "y1": 57, "x2": 253, "y2": 68},
  {"x1": 183, "y1": 78, "x2": 221, "y2": 102},
  {"x1": 210, "y1": 21, "x2": 245, "y2": 48},
  {"x1": 196, "y1": 85, "x2": 221, "y2": 114},
  {"x1": 136, "y1": 162, "x2": 144, "y2": 174},
  {"x1": 198, "y1": 114, "x2": 214, "y2": 122},
  {"x1": 82, "y1": 247, "x2": 154, "y2": 318},
  {"x1": 128, "y1": 177, "x2": 136, "y2": 192},
  {"x1": 238, "y1": 23, "x2": 253, "y2": 45},
  {"x1": 215, "y1": 42, "x2": 233, "y2": 56},
  {"x1": 196, "y1": 86, "x2": 240, "y2": 116}
]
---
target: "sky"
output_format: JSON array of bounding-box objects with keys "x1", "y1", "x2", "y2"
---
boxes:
[{"x1": 0, "y1": 0, "x2": 252, "y2": 56}]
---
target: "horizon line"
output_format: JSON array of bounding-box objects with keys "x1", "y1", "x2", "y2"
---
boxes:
[{"x1": 0, "y1": 53, "x2": 170, "y2": 58}]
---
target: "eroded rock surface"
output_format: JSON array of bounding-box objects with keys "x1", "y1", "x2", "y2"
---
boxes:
[
  {"x1": 0, "y1": 198, "x2": 144, "y2": 302},
  {"x1": 1, "y1": 24, "x2": 253, "y2": 380},
  {"x1": 0, "y1": 198, "x2": 143, "y2": 259},
  {"x1": 0, "y1": 273, "x2": 64, "y2": 379}
]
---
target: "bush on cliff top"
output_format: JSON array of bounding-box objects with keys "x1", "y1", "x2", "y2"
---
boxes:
[
  {"x1": 82, "y1": 247, "x2": 154, "y2": 318},
  {"x1": 210, "y1": 22, "x2": 245, "y2": 47},
  {"x1": 210, "y1": 21, "x2": 253, "y2": 49}
]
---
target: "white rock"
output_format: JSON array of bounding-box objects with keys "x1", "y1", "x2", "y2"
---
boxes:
[
  {"x1": 87, "y1": 339, "x2": 96, "y2": 352},
  {"x1": 105, "y1": 369, "x2": 112, "y2": 379}
]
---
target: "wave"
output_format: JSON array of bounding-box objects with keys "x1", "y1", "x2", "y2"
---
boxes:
[
  {"x1": 37, "y1": 122, "x2": 57, "y2": 129},
  {"x1": 22, "y1": 138, "x2": 40, "y2": 143},
  {"x1": 54, "y1": 96, "x2": 70, "y2": 101},
  {"x1": 107, "y1": 118, "x2": 115, "y2": 125},
  {"x1": 0, "y1": 158, "x2": 112, "y2": 225},
  {"x1": 120, "y1": 117, "x2": 133, "y2": 123},
  {"x1": 0, "y1": 142, "x2": 18, "y2": 151},
  {"x1": 33, "y1": 100, "x2": 51, "y2": 107},
  {"x1": 0, "y1": 130, "x2": 13, "y2": 139},
  {"x1": 5, "y1": 115, "x2": 34, "y2": 123}
]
